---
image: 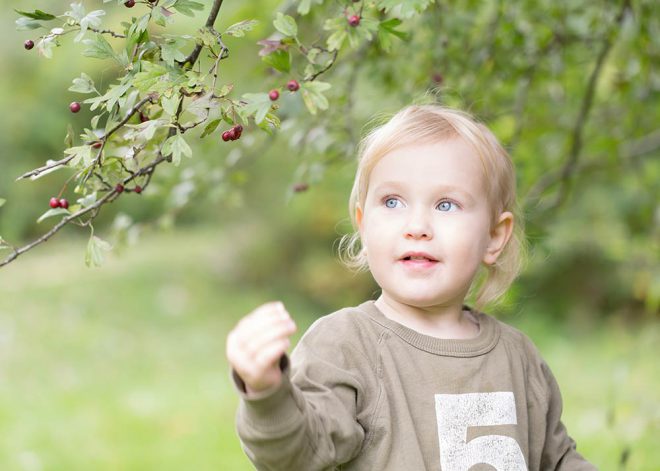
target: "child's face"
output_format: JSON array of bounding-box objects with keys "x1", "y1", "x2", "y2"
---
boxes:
[{"x1": 357, "y1": 137, "x2": 509, "y2": 310}]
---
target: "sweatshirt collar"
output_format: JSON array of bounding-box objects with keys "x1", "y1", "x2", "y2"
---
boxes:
[{"x1": 357, "y1": 300, "x2": 500, "y2": 357}]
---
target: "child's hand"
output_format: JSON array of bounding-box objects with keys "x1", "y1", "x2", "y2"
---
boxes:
[{"x1": 226, "y1": 301, "x2": 298, "y2": 395}]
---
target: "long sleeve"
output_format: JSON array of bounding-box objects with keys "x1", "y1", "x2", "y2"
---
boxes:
[
  {"x1": 232, "y1": 319, "x2": 367, "y2": 471},
  {"x1": 540, "y1": 361, "x2": 597, "y2": 470}
]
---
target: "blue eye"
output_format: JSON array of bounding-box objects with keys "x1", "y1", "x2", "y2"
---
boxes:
[
  {"x1": 385, "y1": 197, "x2": 401, "y2": 208},
  {"x1": 437, "y1": 201, "x2": 457, "y2": 212}
]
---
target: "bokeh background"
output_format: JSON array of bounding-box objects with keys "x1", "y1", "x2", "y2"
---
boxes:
[{"x1": 1, "y1": 0, "x2": 658, "y2": 469}]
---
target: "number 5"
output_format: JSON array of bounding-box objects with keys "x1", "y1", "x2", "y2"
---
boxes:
[{"x1": 435, "y1": 392, "x2": 527, "y2": 470}]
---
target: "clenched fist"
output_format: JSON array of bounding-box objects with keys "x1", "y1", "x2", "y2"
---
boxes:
[{"x1": 226, "y1": 301, "x2": 298, "y2": 396}]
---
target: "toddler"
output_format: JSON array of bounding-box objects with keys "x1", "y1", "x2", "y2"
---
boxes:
[{"x1": 226, "y1": 105, "x2": 596, "y2": 470}]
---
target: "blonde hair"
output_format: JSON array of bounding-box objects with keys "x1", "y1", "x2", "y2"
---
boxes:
[{"x1": 338, "y1": 105, "x2": 527, "y2": 311}]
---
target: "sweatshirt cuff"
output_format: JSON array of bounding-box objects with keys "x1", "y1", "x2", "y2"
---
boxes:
[{"x1": 233, "y1": 355, "x2": 303, "y2": 431}]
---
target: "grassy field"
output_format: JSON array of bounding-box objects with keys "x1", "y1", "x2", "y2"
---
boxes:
[{"x1": 0, "y1": 226, "x2": 657, "y2": 470}]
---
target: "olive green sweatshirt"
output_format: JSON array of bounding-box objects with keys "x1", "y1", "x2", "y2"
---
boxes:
[{"x1": 232, "y1": 301, "x2": 596, "y2": 470}]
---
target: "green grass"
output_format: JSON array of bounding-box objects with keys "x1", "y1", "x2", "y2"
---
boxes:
[{"x1": 0, "y1": 227, "x2": 658, "y2": 470}]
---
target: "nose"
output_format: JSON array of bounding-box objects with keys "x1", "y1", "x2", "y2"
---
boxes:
[{"x1": 404, "y1": 208, "x2": 433, "y2": 240}]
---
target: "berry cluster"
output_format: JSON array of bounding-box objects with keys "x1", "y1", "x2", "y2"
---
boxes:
[
  {"x1": 267, "y1": 79, "x2": 300, "y2": 103},
  {"x1": 222, "y1": 124, "x2": 243, "y2": 142},
  {"x1": 115, "y1": 183, "x2": 143, "y2": 194},
  {"x1": 49, "y1": 197, "x2": 69, "y2": 209}
]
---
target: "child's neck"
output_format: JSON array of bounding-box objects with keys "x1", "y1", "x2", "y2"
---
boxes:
[{"x1": 374, "y1": 295, "x2": 480, "y2": 340}]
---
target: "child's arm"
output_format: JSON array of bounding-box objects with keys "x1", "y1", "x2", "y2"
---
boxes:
[
  {"x1": 226, "y1": 302, "x2": 365, "y2": 470},
  {"x1": 540, "y1": 361, "x2": 598, "y2": 470}
]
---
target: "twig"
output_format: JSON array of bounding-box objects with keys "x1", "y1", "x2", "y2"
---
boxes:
[
  {"x1": 88, "y1": 27, "x2": 126, "y2": 39},
  {"x1": 16, "y1": 155, "x2": 75, "y2": 181}
]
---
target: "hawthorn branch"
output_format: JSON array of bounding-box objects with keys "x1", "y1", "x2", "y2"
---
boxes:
[
  {"x1": 180, "y1": 0, "x2": 225, "y2": 68},
  {"x1": 0, "y1": 153, "x2": 170, "y2": 268}
]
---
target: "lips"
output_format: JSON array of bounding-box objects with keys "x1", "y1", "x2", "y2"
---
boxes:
[{"x1": 399, "y1": 251, "x2": 438, "y2": 262}]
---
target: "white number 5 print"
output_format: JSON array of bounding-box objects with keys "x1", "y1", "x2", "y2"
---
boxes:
[{"x1": 435, "y1": 392, "x2": 527, "y2": 470}]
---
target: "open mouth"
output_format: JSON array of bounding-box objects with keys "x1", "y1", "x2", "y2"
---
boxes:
[{"x1": 400, "y1": 252, "x2": 438, "y2": 262}]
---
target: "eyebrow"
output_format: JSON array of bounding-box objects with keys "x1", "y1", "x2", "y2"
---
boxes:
[{"x1": 372, "y1": 181, "x2": 476, "y2": 203}]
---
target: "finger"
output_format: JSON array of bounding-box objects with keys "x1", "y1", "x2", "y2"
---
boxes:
[
  {"x1": 236, "y1": 308, "x2": 295, "y2": 343},
  {"x1": 242, "y1": 318, "x2": 296, "y2": 355},
  {"x1": 254, "y1": 337, "x2": 290, "y2": 370}
]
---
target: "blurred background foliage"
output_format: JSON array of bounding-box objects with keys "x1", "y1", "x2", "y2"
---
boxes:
[{"x1": 0, "y1": 0, "x2": 658, "y2": 469}]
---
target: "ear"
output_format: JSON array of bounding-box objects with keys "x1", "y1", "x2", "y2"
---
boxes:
[
  {"x1": 483, "y1": 211, "x2": 514, "y2": 266},
  {"x1": 355, "y1": 205, "x2": 363, "y2": 230}
]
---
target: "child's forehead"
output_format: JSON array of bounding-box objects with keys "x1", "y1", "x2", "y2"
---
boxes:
[{"x1": 368, "y1": 138, "x2": 484, "y2": 175}]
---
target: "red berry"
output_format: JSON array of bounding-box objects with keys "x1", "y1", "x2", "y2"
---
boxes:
[
  {"x1": 269, "y1": 89, "x2": 280, "y2": 101},
  {"x1": 139, "y1": 112, "x2": 149, "y2": 123},
  {"x1": 92, "y1": 141, "x2": 102, "y2": 149},
  {"x1": 222, "y1": 131, "x2": 231, "y2": 142},
  {"x1": 59, "y1": 199, "x2": 69, "y2": 209},
  {"x1": 348, "y1": 15, "x2": 361, "y2": 27},
  {"x1": 69, "y1": 102, "x2": 81, "y2": 113},
  {"x1": 49, "y1": 197, "x2": 60, "y2": 209},
  {"x1": 134, "y1": 185, "x2": 143, "y2": 194},
  {"x1": 115, "y1": 183, "x2": 125, "y2": 193},
  {"x1": 431, "y1": 72, "x2": 444, "y2": 84},
  {"x1": 234, "y1": 124, "x2": 243, "y2": 133},
  {"x1": 124, "y1": 0, "x2": 136, "y2": 7},
  {"x1": 24, "y1": 40, "x2": 34, "y2": 50},
  {"x1": 228, "y1": 128, "x2": 238, "y2": 141},
  {"x1": 287, "y1": 79, "x2": 300, "y2": 92}
]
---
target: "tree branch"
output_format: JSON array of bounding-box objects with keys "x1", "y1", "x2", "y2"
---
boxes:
[
  {"x1": 0, "y1": 153, "x2": 169, "y2": 268},
  {"x1": 181, "y1": 0, "x2": 225, "y2": 68},
  {"x1": 526, "y1": 0, "x2": 632, "y2": 211}
]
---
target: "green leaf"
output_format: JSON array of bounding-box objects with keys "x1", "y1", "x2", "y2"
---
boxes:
[
  {"x1": 262, "y1": 49, "x2": 291, "y2": 73},
  {"x1": 297, "y1": 0, "x2": 324, "y2": 15},
  {"x1": 160, "y1": 37, "x2": 187, "y2": 66},
  {"x1": 82, "y1": 34, "x2": 116, "y2": 60},
  {"x1": 273, "y1": 12, "x2": 298, "y2": 38},
  {"x1": 64, "y1": 145, "x2": 94, "y2": 167},
  {"x1": 0, "y1": 198, "x2": 6, "y2": 208},
  {"x1": 126, "y1": 118, "x2": 165, "y2": 141},
  {"x1": 37, "y1": 37, "x2": 57, "y2": 59},
  {"x1": 224, "y1": 19, "x2": 258, "y2": 37},
  {"x1": 376, "y1": 0, "x2": 434, "y2": 18},
  {"x1": 37, "y1": 208, "x2": 70, "y2": 224},
  {"x1": 69, "y1": 73, "x2": 96, "y2": 94},
  {"x1": 172, "y1": 0, "x2": 204, "y2": 17},
  {"x1": 326, "y1": 30, "x2": 346, "y2": 51},
  {"x1": 201, "y1": 119, "x2": 221, "y2": 138},
  {"x1": 241, "y1": 93, "x2": 273, "y2": 125},
  {"x1": 185, "y1": 92, "x2": 217, "y2": 120},
  {"x1": 132, "y1": 62, "x2": 169, "y2": 92},
  {"x1": 151, "y1": 7, "x2": 174, "y2": 27},
  {"x1": 15, "y1": 17, "x2": 43, "y2": 30},
  {"x1": 162, "y1": 134, "x2": 192, "y2": 166},
  {"x1": 76, "y1": 10, "x2": 106, "y2": 42},
  {"x1": 161, "y1": 94, "x2": 180, "y2": 117},
  {"x1": 85, "y1": 233, "x2": 112, "y2": 268},
  {"x1": 64, "y1": 124, "x2": 75, "y2": 148},
  {"x1": 300, "y1": 81, "x2": 331, "y2": 115},
  {"x1": 15, "y1": 9, "x2": 56, "y2": 21}
]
